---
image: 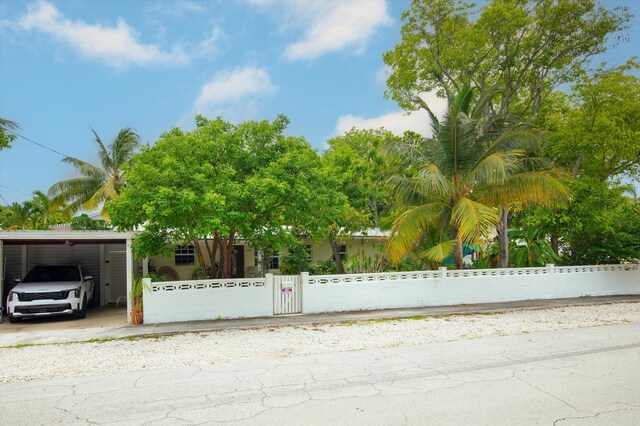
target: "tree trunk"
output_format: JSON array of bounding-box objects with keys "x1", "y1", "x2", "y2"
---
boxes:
[
  {"x1": 328, "y1": 234, "x2": 345, "y2": 274},
  {"x1": 498, "y1": 204, "x2": 510, "y2": 268},
  {"x1": 572, "y1": 154, "x2": 584, "y2": 178},
  {"x1": 454, "y1": 234, "x2": 464, "y2": 270},
  {"x1": 191, "y1": 237, "x2": 207, "y2": 274}
]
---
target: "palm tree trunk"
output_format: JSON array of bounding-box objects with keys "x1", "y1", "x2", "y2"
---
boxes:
[
  {"x1": 498, "y1": 204, "x2": 510, "y2": 268},
  {"x1": 454, "y1": 235, "x2": 464, "y2": 270}
]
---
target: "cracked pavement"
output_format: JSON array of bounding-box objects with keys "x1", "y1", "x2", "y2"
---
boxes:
[{"x1": 1, "y1": 322, "x2": 639, "y2": 425}]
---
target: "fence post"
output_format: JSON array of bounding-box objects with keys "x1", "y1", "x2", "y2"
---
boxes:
[
  {"x1": 300, "y1": 272, "x2": 309, "y2": 313},
  {"x1": 546, "y1": 263, "x2": 555, "y2": 275},
  {"x1": 439, "y1": 266, "x2": 448, "y2": 279}
]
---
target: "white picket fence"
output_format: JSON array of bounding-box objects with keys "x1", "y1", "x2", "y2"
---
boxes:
[{"x1": 142, "y1": 264, "x2": 640, "y2": 324}]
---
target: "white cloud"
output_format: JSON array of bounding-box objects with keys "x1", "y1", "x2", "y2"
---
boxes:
[
  {"x1": 14, "y1": 0, "x2": 189, "y2": 69},
  {"x1": 198, "y1": 27, "x2": 225, "y2": 57},
  {"x1": 335, "y1": 92, "x2": 448, "y2": 137},
  {"x1": 375, "y1": 65, "x2": 391, "y2": 85},
  {"x1": 247, "y1": 0, "x2": 392, "y2": 61},
  {"x1": 194, "y1": 66, "x2": 277, "y2": 112},
  {"x1": 285, "y1": 0, "x2": 392, "y2": 61}
]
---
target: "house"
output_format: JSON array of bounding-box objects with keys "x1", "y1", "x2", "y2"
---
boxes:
[{"x1": 150, "y1": 230, "x2": 389, "y2": 280}]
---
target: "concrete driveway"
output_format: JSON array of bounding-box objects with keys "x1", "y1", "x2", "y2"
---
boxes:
[
  {"x1": 2, "y1": 322, "x2": 639, "y2": 425},
  {"x1": 0, "y1": 305, "x2": 127, "y2": 334}
]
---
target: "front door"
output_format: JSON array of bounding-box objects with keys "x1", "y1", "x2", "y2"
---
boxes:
[{"x1": 232, "y1": 245, "x2": 245, "y2": 278}]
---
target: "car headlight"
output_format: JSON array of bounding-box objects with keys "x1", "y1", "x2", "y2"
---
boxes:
[
  {"x1": 8, "y1": 291, "x2": 15, "y2": 302},
  {"x1": 73, "y1": 287, "x2": 82, "y2": 298}
]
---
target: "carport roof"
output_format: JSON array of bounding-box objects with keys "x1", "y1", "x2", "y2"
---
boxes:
[{"x1": 0, "y1": 230, "x2": 135, "y2": 244}]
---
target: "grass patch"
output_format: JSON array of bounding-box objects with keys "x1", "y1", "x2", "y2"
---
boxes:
[{"x1": 1, "y1": 333, "x2": 168, "y2": 349}]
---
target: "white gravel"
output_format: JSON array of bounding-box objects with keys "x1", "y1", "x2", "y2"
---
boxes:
[{"x1": 2, "y1": 302, "x2": 640, "y2": 384}]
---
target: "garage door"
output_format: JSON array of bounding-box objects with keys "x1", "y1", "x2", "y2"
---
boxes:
[{"x1": 26, "y1": 244, "x2": 103, "y2": 304}]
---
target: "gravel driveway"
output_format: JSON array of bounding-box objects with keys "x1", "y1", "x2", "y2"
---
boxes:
[{"x1": 2, "y1": 302, "x2": 639, "y2": 384}]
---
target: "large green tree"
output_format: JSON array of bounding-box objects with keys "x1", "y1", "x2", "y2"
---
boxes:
[
  {"x1": 322, "y1": 129, "x2": 398, "y2": 272},
  {"x1": 386, "y1": 85, "x2": 568, "y2": 269},
  {"x1": 543, "y1": 61, "x2": 640, "y2": 181},
  {"x1": 383, "y1": 0, "x2": 630, "y2": 266},
  {"x1": 529, "y1": 62, "x2": 640, "y2": 263},
  {"x1": 49, "y1": 128, "x2": 140, "y2": 217},
  {"x1": 109, "y1": 115, "x2": 351, "y2": 278}
]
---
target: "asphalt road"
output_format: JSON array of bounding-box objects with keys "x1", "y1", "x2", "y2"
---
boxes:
[{"x1": 2, "y1": 323, "x2": 640, "y2": 425}]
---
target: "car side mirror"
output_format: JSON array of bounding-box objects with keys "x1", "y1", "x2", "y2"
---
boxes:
[
  {"x1": 14, "y1": 278, "x2": 21, "y2": 283},
  {"x1": 84, "y1": 275, "x2": 93, "y2": 281}
]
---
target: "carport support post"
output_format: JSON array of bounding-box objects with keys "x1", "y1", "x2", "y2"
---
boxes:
[
  {"x1": 0, "y1": 239, "x2": 3, "y2": 311},
  {"x1": 126, "y1": 238, "x2": 133, "y2": 325},
  {"x1": 142, "y1": 257, "x2": 149, "y2": 276}
]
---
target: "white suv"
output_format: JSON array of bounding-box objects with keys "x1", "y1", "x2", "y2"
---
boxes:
[{"x1": 6, "y1": 265, "x2": 95, "y2": 323}]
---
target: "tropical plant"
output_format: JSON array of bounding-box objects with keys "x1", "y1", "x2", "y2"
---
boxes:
[
  {"x1": 129, "y1": 275, "x2": 149, "y2": 325},
  {"x1": 0, "y1": 202, "x2": 33, "y2": 230},
  {"x1": 49, "y1": 128, "x2": 140, "y2": 217},
  {"x1": 27, "y1": 190, "x2": 72, "y2": 230},
  {"x1": 386, "y1": 84, "x2": 568, "y2": 269},
  {"x1": 508, "y1": 228, "x2": 558, "y2": 267}
]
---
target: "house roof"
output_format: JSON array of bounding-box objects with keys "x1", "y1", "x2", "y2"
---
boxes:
[{"x1": 0, "y1": 230, "x2": 135, "y2": 244}]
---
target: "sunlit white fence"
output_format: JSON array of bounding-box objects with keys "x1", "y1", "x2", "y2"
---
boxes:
[
  {"x1": 141, "y1": 264, "x2": 640, "y2": 324},
  {"x1": 302, "y1": 264, "x2": 640, "y2": 314}
]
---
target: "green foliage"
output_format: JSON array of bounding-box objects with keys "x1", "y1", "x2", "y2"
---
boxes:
[
  {"x1": 0, "y1": 118, "x2": 18, "y2": 151},
  {"x1": 323, "y1": 129, "x2": 399, "y2": 229},
  {"x1": 70, "y1": 214, "x2": 111, "y2": 230},
  {"x1": 548, "y1": 178, "x2": 640, "y2": 264},
  {"x1": 508, "y1": 228, "x2": 558, "y2": 267},
  {"x1": 49, "y1": 127, "x2": 140, "y2": 217},
  {"x1": 110, "y1": 115, "x2": 351, "y2": 277},
  {"x1": 308, "y1": 259, "x2": 339, "y2": 275},
  {"x1": 384, "y1": 0, "x2": 630, "y2": 119},
  {"x1": 0, "y1": 191, "x2": 70, "y2": 230},
  {"x1": 386, "y1": 85, "x2": 568, "y2": 268},
  {"x1": 541, "y1": 61, "x2": 640, "y2": 181},
  {"x1": 279, "y1": 246, "x2": 313, "y2": 275}
]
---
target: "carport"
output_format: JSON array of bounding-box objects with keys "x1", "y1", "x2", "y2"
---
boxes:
[{"x1": 0, "y1": 230, "x2": 137, "y2": 324}]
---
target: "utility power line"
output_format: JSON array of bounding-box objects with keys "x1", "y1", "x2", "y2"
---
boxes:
[{"x1": 4, "y1": 128, "x2": 72, "y2": 158}]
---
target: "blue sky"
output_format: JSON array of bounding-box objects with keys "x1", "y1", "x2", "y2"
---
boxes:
[{"x1": 0, "y1": 0, "x2": 638, "y2": 205}]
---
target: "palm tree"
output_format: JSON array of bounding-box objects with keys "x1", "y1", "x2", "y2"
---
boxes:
[
  {"x1": 49, "y1": 128, "x2": 140, "y2": 218},
  {"x1": 1, "y1": 202, "x2": 33, "y2": 230},
  {"x1": 27, "y1": 190, "x2": 72, "y2": 230},
  {"x1": 386, "y1": 85, "x2": 568, "y2": 269}
]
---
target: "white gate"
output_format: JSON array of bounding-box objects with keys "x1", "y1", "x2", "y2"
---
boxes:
[{"x1": 273, "y1": 275, "x2": 302, "y2": 315}]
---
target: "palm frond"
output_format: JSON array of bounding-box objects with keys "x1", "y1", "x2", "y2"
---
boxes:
[
  {"x1": 451, "y1": 197, "x2": 499, "y2": 244},
  {"x1": 110, "y1": 127, "x2": 140, "y2": 169},
  {"x1": 61, "y1": 157, "x2": 108, "y2": 179},
  {"x1": 388, "y1": 203, "x2": 444, "y2": 263},
  {"x1": 91, "y1": 127, "x2": 115, "y2": 172},
  {"x1": 419, "y1": 240, "x2": 456, "y2": 263}
]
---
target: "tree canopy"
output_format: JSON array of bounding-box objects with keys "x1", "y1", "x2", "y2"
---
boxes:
[{"x1": 109, "y1": 115, "x2": 351, "y2": 277}]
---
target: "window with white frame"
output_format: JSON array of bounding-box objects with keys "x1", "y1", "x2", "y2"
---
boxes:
[
  {"x1": 268, "y1": 251, "x2": 279, "y2": 270},
  {"x1": 175, "y1": 245, "x2": 195, "y2": 265}
]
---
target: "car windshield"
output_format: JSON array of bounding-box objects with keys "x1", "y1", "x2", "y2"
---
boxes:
[{"x1": 23, "y1": 266, "x2": 80, "y2": 283}]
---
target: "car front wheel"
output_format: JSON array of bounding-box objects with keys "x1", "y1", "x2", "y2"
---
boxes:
[{"x1": 73, "y1": 295, "x2": 87, "y2": 319}]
